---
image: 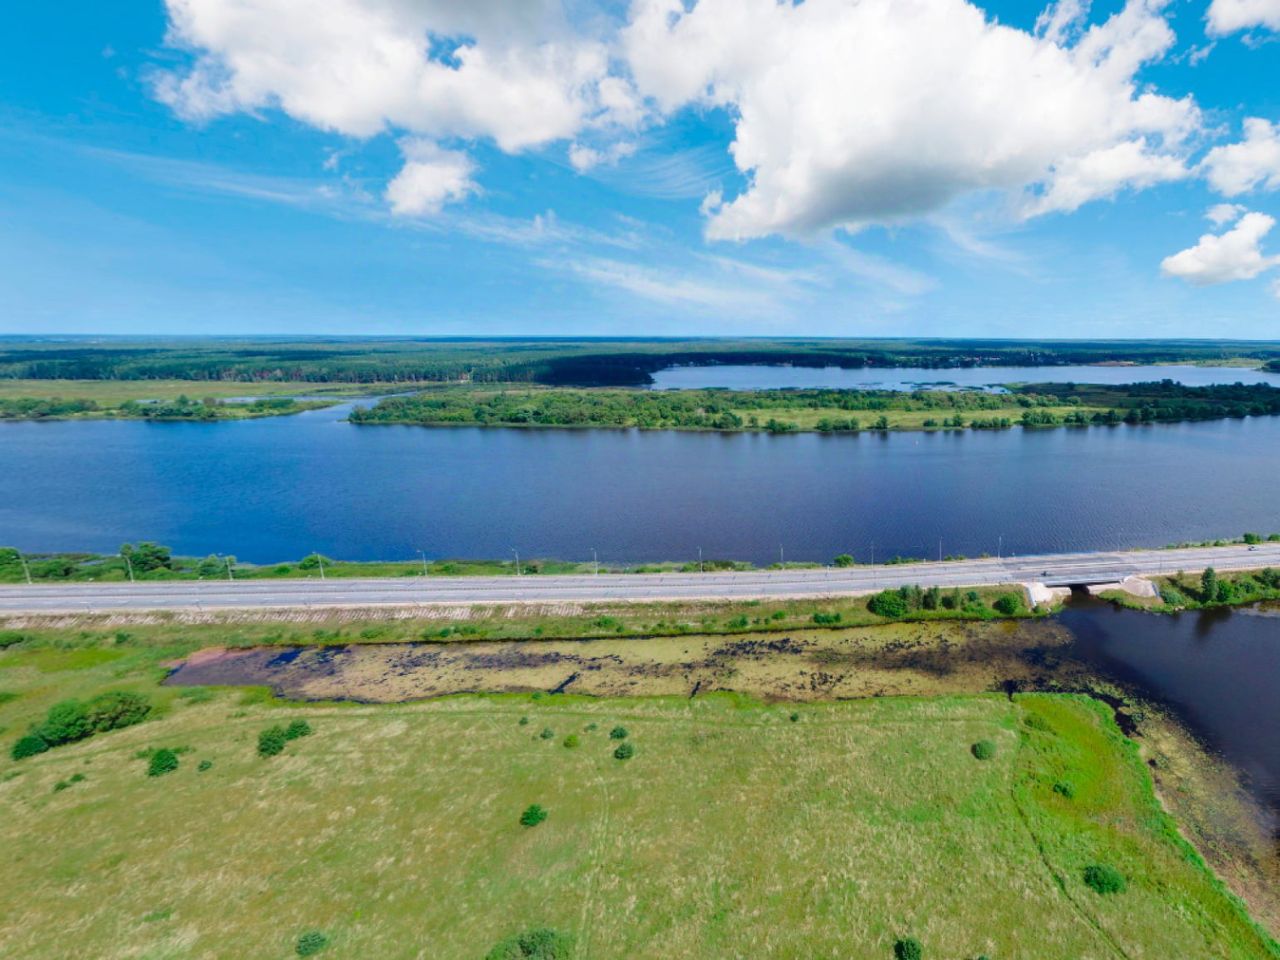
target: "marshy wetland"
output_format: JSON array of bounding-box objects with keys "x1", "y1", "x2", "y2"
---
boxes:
[{"x1": 6, "y1": 595, "x2": 1280, "y2": 957}]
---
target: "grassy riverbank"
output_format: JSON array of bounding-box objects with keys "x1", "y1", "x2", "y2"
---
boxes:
[
  {"x1": 1101, "y1": 567, "x2": 1280, "y2": 613},
  {"x1": 0, "y1": 379, "x2": 425, "y2": 421},
  {"x1": 348, "y1": 381, "x2": 1280, "y2": 433},
  {"x1": 2, "y1": 631, "x2": 1275, "y2": 958}
]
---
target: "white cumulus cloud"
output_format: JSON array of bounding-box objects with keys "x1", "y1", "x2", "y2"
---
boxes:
[
  {"x1": 1206, "y1": 202, "x2": 1246, "y2": 225},
  {"x1": 384, "y1": 140, "x2": 477, "y2": 216},
  {"x1": 1207, "y1": 0, "x2": 1280, "y2": 35},
  {"x1": 1161, "y1": 211, "x2": 1280, "y2": 285},
  {"x1": 622, "y1": 0, "x2": 1199, "y2": 240},
  {"x1": 155, "y1": 0, "x2": 635, "y2": 216},
  {"x1": 1202, "y1": 118, "x2": 1280, "y2": 196}
]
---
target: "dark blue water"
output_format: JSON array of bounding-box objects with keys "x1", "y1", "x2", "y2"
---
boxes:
[
  {"x1": 2, "y1": 403, "x2": 1280, "y2": 564},
  {"x1": 1062, "y1": 599, "x2": 1280, "y2": 809},
  {"x1": 648, "y1": 363, "x2": 1280, "y2": 391}
]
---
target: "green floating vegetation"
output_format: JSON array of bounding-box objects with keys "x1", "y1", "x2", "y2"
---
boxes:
[{"x1": 519, "y1": 804, "x2": 548, "y2": 828}]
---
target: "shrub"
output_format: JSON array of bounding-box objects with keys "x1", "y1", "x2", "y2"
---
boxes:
[
  {"x1": 868, "y1": 590, "x2": 909, "y2": 618},
  {"x1": 36, "y1": 700, "x2": 91, "y2": 747},
  {"x1": 563, "y1": 735, "x2": 580, "y2": 749},
  {"x1": 85, "y1": 691, "x2": 152, "y2": 733},
  {"x1": 258, "y1": 725, "x2": 288, "y2": 757},
  {"x1": 520, "y1": 804, "x2": 548, "y2": 828},
  {"x1": 148, "y1": 748, "x2": 179, "y2": 777},
  {"x1": 1053, "y1": 781, "x2": 1075, "y2": 799},
  {"x1": 894, "y1": 937, "x2": 923, "y2": 960},
  {"x1": 833, "y1": 554, "x2": 854, "y2": 567},
  {"x1": 583, "y1": 723, "x2": 597, "y2": 732},
  {"x1": 69, "y1": 772, "x2": 85, "y2": 783},
  {"x1": 613, "y1": 742, "x2": 635, "y2": 761},
  {"x1": 519, "y1": 716, "x2": 529, "y2": 726},
  {"x1": 284, "y1": 719, "x2": 312, "y2": 740},
  {"x1": 485, "y1": 928, "x2": 573, "y2": 960},
  {"x1": 1083, "y1": 864, "x2": 1126, "y2": 895},
  {"x1": 198, "y1": 759, "x2": 213, "y2": 772},
  {"x1": 993, "y1": 594, "x2": 1023, "y2": 616},
  {"x1": 789, "y1": 712, "x2": 800, "y2": 723},
  {"x1": 811, "y1": 611, "x2": 842, "y2": 625},
  {"x1": 971, "y1": 740, "x2": 997, "y2": 760},
  {"x1": 538, "y1": 727, "x2": 555, "y2": 741},
  {"x1": 609, "y1": 726, "x2": 628, "y2": 740},
  {"x1": 295, "y1": 930, "x2": 330, "y2": 956},
  {"x1": 11, "y1": 734, "x2": 49, "y2": 761}
]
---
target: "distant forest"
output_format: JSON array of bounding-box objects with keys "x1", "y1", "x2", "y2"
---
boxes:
[
  {"x1": 349, "y1": 381, "x2": 1280, "y2": 432},
  {"x1": 2, "y1": 337, "x2": 1280, "y2": 386}
]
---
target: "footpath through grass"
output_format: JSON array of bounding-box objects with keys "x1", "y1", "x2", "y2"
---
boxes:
[{"x1": 0, "y1": 628, "x2": 1274, "y2": 960}]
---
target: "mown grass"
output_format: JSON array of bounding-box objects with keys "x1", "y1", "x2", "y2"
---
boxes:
[{"x1": 0, "y1": 638, "x2": 1273, "y2": 960}]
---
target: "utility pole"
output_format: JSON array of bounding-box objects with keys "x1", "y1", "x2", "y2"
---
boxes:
[
  {"x1": 998, "y1": 534, "x2": 1003, "y2": 560},
  {"x1": 779, "y1": 544, "x2": 784, "y2": 566},
  {"x1": 317, "y1": 554, "x2": 326, "y2": 580},
  {"x1": 512, "y1": 548, "x2": 521, "y2": 577},
  {"x1": 225, "y1": 556, "x2": 234, "y2": 581},
  {"x1": 17, "y1": 551, "x2": 32, "y2": 585},
  {"x1": 939, "y1": 538, "x2": 943, "y2": 563},
  {"x1": 592, "y1": 548, "x2": 599, "y2": 576},
  {"x1": 698, "y1": 546, "x2": 703, "y2": 574},
  {"x1": 418, "y1": 550, "x2": 429, "y2": 577},
  {"x1": 122, "y1": 553, "x2": 135, "y2": 583}
]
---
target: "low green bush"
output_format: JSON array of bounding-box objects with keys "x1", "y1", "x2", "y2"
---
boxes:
[
  {"x1": 148, "y1": 748, "x2": 179, "y2": 777},
  {"x1": 295, "y1": 930, "x2": 330, "y2": 956},
  {"x1": 1083, "y1": 864, "x2": 1126, "y2": 895},
  {"x1": 520, "y1": 804, "x2": 548, "y2": 828},
  {"x1": 85, "y1": 691, "x2": 152, "y2": 733},
  {"x1": 609, "y1": 726, "x2": 628, "y2": 740},
  {"x1": 538, "y1": 727, "x2": 555, "y2": 741},
  {"x1": 284, "y1": 719, "x2": 312, "y2": 740},
  {"x1": 484, "y1": 927, "x2": 573, "y2": 959},
  {"x1": 563, "y1": 734, "x2": 580, "y2": 749},
  {"x1": 258, "y1": 726, "x2": 288, "y2": 757},
  {"x1": 198, "y1": 759, "x2": 213, "y2": 773},
  {"x1": 11, "y1": 734, "x2": 49, "y2": 760},
  {"x1": 993, "y1": 594, "x2": 1023, "y2": 616},
  {"x1": 1053, "y1": 781, "x2": 1076, "y2": 799},
  {"x1": 518, "y1": 716, "x2": 529, "y2": 726},
  {"x1": 868, "y1": 590, "x2": 909, "y2": 618},
  {"x1": 894, "y1": 937, "x2": 923, "y2": 960},
  {"x1": 971, "y1": 740, "x2": 996, "y2": 761},
  {"x1": 613, "y1": 742, "x2": 635, "y2": 761}
]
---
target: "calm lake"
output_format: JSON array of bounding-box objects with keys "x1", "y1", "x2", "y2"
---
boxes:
[
  {"x1": 3, "y1": 401, "x2": 1280, "y2": 564},
  {"x1": 648, "y1": 363, "x2": 1280, "y2": 391}
]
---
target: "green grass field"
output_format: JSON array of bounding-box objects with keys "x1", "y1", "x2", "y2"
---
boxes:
[{"x1": 1, "y1": 629, "x2": 1274, "y2": 959}]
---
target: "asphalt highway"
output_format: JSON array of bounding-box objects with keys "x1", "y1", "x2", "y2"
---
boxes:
[{"x1": 3, "y1": 543, "x2": 1278, "y2": 614}]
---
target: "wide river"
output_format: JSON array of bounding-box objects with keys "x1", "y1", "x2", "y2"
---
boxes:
[{"x1": 3, "y1": 398, "x2": 1280, "y2": 564}]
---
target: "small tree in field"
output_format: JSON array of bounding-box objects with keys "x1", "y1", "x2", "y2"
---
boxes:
[
  {"x1": 258, "y1": 725, "x2": 288, "y2": 757},
  {"x1": 148, "y1": 748, "x2": 179, "y2": 777},
  {"x1": 520, "y1": 804, "x2": 548, "y2": 828},
  {"x1": 1083, "y1": 864, "x2": 1126, "y2": 895},
  {"x1": 894, "y1": 937, "x2": 923, "y2": 960},
  {"x1": 833, "y1": 554, "x2": 854, "y2": 567}
]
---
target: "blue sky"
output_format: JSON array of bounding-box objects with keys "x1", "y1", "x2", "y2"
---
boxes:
[{"x1": 2, "y1": 0, "x2": 1280, "y2": 337}]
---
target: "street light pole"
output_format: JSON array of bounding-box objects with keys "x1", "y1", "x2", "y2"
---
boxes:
[
  {"x1": 512, "y1": 548, "x2": 521, "y2": 577},
  {"x1": 938, "y1": 538, "x2": 943, "y2": 563},
  {"x1": 779, "y1": 544, "x2": 784, "y2": 566},
  {"x1": 998, "y1": 534, "x2": 1003, "y2": 560},
  {"x1": 17, "y1": 551, "x2": 32, "y2": 585},
  {"x1": 317, "y1": 554, "x2": 326, "y2": 580},
  {"x1": 225, "y1": 556, "x2": 234, "y2": 581},
  {"x1": 122, "y1": 553, "x2": 135, "y2": 583},
  {"x1": 698, "y1": 546, "x2": 703, "y2": 574},
  {"x1": 592, "y1": 548, "x2": 599, "y2": 576},
  {"x1": 418, "y1": 550, "x2": 429, "y2": 577}
]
